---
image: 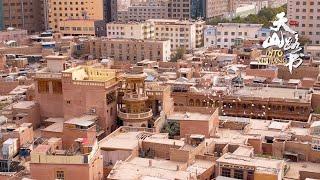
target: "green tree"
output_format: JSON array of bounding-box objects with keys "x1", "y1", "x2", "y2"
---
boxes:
[
  {"x1": 299, "y1": 36, "x2": 311, "y2": 46},
  {"x1": 171, "y1": 47, "x2": 186, "y2": 62},
  {"x1": 206, "y1": 5, "x2": 288, "y2": 28},
  {"x1": 314, "y1": 106, "x2": 320, "y2": 114},
  {"x1": 161, "y1": 121, "x2": 180, "y2": 139}
]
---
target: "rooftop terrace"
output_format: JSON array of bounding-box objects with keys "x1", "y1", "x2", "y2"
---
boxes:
[
  {"x1": 232, "y1": 86, "x2": 312, "y2": 101},
  {"x1": 108, "y1": 157, "x2": 194, "y2": 180}
]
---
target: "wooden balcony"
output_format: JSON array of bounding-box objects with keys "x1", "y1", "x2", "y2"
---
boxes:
[
  {"x1": 122, "y1": 93, "x2": 148, "y2": 102},
  {"x1": 118, "y1": 108, "x2": 153, "y2": 121}
]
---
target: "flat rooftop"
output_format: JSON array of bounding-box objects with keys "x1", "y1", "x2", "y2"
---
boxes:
[
  {"x1": 214, "y1": 129, "x2": 254, "y2": 145},
  {"x1": 232, "y1": 86, "x2": 311, "y2": 101},
  {"x1": 167, "y1": 112, "x2": 211, "y2": 121},
  {"x1": 232, "y1": 146, "x2": 253, "y2": 157},
  {"x1": 108, "y1": 157, "x2": 193, "y2": 180},
  {"x1": 268, "y1": 121, "x2": 290, "y2": 131},
  {"x1": 246, "y1": 119, "x2": 291, "y2": 139},
  {"x1": 44, "y1": 117, "x2": 65, "y2": 123},
  {"x1": 217, "y1": 153, "x2": 284, "y2": 174},
  {"x1": 144, "y1": 135, "x2": 185, "y2": 147},
  {"x1": 285, "y1": 162, "x2": 320, "y2": 179},
  {"x1": 41, "y1": 122, "x2": 63, "y2": 133},
  {"x1": 147, "y1": 19, "x2": 198, "y2": 25},
  {"x1": 219, "y1": 116, "x2": 250, "y2": 123},
  {"x1": 64, "y1": 115, "x2": 97, "y2": 127},
  {"x1": 12, "y1": 101, "x2": 36, "y2": 109},
  {"x1": 9, "y1": 85, "x2": 30, "y2": 95},
  {"x1": 99, "y1": 131, "x2": 142, "y2": 150},
  {"x1": 186, "y1": 159, "x2": 214, "y2": 176}
]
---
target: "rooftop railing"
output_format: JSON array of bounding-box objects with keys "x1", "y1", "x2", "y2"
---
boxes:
[
  {"x1": 118, "y1": 108, "x2": 153, "y2": 120},
  {"x1": 123, "y1": 93, "x2": 148, "y2": 101}
]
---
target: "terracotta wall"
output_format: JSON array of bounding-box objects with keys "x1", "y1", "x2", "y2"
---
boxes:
[
  {"x1": 35, "y1": 80, "x2": 64, "y2": 118},
  {"x1": 277, "y1": 66, "x2": 318, "y2": 80},
  {"x1": 180, "y1": 120, "x2": 210, "y2": 138},
  {"x1": 62, "y1": 80, "x2": 118, "y2": 133},
  {"x1": 169, "y1": 148, "x2": 190, "y2": 162},
  {"x1": 62, "y1": 125, "x2": 97, "y2": 149},
  {"x1": 141, "y1": 140, "x2": 180, "y2": 159},
  {"x1": 30, "y1": 155, "x2": 103, "y2": 180},
  {"x1": 247, "y1": 138, "x2": 263, "y2": 154},
  {"x1": 300, "y1": 171, "x2": 320, "y2": 180},
  {"x1": 0, "y1": 80, "x2": 19, "y2": 95}
]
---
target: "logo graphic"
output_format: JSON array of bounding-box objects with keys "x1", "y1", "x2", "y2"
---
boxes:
[{"x1": 261, "y1": 12, "x2": 304, "y2": 73}]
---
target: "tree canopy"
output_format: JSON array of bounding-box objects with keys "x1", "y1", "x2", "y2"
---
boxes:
[{"x1": 207, "y1": 5, "x2": 287, "y2": 28}]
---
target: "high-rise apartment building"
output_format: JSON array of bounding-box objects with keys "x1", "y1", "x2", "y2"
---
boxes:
[
  {"x1": 147, "y1": 19, "x2": 204, "y2": 50},
  {"x1": 114, "y1": 0, "x2": 192, "y2": 22},
  {"x1": 190, "y1": 0, "x2": 206, "y2": 19},
  {"x1": 288, "y1": 0, "x2": 320, "y2": 45},
  {"x1": 113, "y1": 0, "x2": 236, "y2": 21},
  {"x1": 204, "y1": 23, "x2": 267, "y2": 48},
  {"x1": 47, "y1": 0, "x2": 104, "y2": 32},
  {"x1": 168, "y1": 0, "x2": 191, "y2": 19},
  {"x1": 89, "y1": 38, "x2": 171, "y2": 62},
  {"x1": 105, "y1": 19, "x2": 204, "y2": 50},
  {"x1": 106, "y1": 22, "x2": 155, "y2": 39},
  {"x1": 206, "y1": 0, "x2": 233, "y2": 19},
  {"x1": 117, "y1": 0, "x2": 169, "y2": 22},
  {"x1": 0, "y1": 0, "x2": 46, "y2": 33}
]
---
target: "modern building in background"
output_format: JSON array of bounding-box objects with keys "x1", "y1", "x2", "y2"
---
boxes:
[
  {"x1": 105, "y1": 19, "x2": 204, "y2": 50},
  {"x1": 206, "y1": 0, "x2": 234, "y2": 19},
  {"x1": 89, "y1": 38, "x2": 171, "y2": 62},
  {"x1": 147, "y1": 19, "x2": 205, "y2": 50},
  {"x1": 0, "y1": 0, "x2": 46, "y2": 33},
  {"x1": 204, "y1": 23, "x2": 269, "y2": 48},
  {"x1": 287, "y1": 0, "x2": 320, "y2": 45},
  {"x1": 106, "y1": 21, "x2": 155, "y2": 39},
  {"x1": 117, "y1": 0, "x2": 169, "y2": 22},
  {"x1": 190, "y1": 0, "x2": 206, "y2": 19},
  {"x1": 59, "y1": 19, "x2": 106, "y2": 37},
  {"x1": 0, "y1": 28, "x2": 28, "y2": 44},
  {"x1": 47, "y1": 0, "x2": 104, "y2": 32}
]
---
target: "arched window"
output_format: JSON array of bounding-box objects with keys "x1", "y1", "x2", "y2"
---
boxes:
[
  {"x1": 202, "y1": 101, "x2": 207, "y2": 107},
  {"x1": 195, "y1": 99, "x2": 200, "y2": 106},
  {"x1": 189, "y1": 99, "x2": 194, "y2": 106}
]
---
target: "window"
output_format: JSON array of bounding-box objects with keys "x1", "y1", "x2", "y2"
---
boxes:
[
  {"x1": 56, "y1": 171, "x2": 65, "y2": 180},
  {"x1": 221, "y1": 168, "x2": 231, "y2": 177},
  {"x1": 106, "y1": 91, "x2": 116, "y2": 104},
  {"x1": 52, "y1": 81, "x2": 62, "y2": 94},
  {"x1": 234, "y1": 169, "x2": 244, "y2": 179},
  {"x1": 38, "y1": 80, "x2": 49, "y2": 93}
]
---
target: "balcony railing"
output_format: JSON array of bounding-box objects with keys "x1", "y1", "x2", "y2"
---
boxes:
[
  {"x1": 118, "y1": 108, "x2": 153, "y2": 120},
  {"x1": 35, "y1": 72, "x2": 62, "y2": 79},
  {"x1": 123, "y1": 93, "x2": 148, "y2": 101}
]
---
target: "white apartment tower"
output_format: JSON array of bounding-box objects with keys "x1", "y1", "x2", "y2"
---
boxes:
[{"x1": 287, "y1": 0, "x2": 320, "y2": 45}]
